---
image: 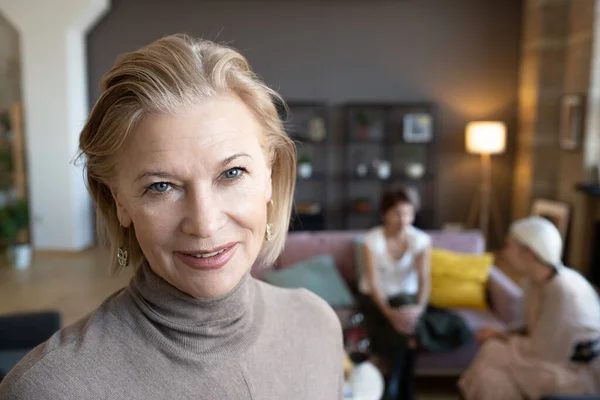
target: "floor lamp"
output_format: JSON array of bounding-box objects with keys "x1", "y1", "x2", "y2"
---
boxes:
[{"x1": 466, "y1": 121, "x2": 506, "y2": 245}]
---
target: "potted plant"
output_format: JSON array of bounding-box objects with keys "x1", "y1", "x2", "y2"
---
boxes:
[
  {"x1": 298, "y1": 155, "x2": 313, "y2": 179},
  {"x1": 0, "y1": 199, "x2": 31, "y2": 269},
  {"x1": 353, "y1": 198, "x2": 371, "y2": 214}
]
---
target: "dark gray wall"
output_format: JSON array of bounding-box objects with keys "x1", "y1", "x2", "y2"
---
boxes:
[{"x1": 87, "y1": 0, "x2": 522, "y2": 241}]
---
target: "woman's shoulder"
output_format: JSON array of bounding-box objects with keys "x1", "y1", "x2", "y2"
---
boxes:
[
  {"x1": 407, "y1": 225, "x2": 431, "y2": 252},
  {"x1": 363, "y1": 226, "x2": 384, "y2": 246},
  {"x1": 0, "y1": 314, "x2": 102, "y2": 397},
  {"x1": 0, "y1": 290, "x2": 130, "y2": 397}
]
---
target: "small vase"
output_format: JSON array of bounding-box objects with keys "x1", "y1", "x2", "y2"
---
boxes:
[
  {"x1": 9, "y1": 244, "x2": 32, "y2": 270},
  {"x1": 298, "y1": 162, "x2": 313, "y2": 179},
  {"x1": 308, "y1": 118, "x2": 326, "y2": 142},
  {"x1": 405, "y1": 162, "x2": 425, "y2": 179},
  {"x1": 356, "y1": 163, "x2": 368, "y2": 178},
  {"x1": 376, "y1": 161, "x2": 391, "y2": 180}
]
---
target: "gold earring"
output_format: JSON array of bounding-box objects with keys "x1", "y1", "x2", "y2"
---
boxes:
[
  {"x1": 265, "y1": 223, "x2": 274, "y2": 242},
  {"x1": 265, "y1": 199, "x2": 274, "y2": 241},
  {"x1": 117, "y1": 247, "x2": 129, "y2": 268}
]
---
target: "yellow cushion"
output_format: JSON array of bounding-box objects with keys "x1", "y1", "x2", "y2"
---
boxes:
[{"x1": 429, "y1": 248, "x2": 493, "y2": 311}]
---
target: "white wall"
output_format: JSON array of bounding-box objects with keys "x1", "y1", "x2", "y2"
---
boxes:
[{"x1": 0, "y1": 0, "x2": 110, "y2": 250}]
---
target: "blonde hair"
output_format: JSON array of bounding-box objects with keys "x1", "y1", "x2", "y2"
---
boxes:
[{"x1": 78, "y1": 34, "x2": 296, "y2": 274}]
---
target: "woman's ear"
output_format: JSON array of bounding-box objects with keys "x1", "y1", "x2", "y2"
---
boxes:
[{"x1": 111, "y1": 186, "x2": 132, "y2": 228}]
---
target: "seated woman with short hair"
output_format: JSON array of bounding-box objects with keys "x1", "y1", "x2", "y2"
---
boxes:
[{"x1": 459, "y1": 217, "x2": 600, "y2": 399}]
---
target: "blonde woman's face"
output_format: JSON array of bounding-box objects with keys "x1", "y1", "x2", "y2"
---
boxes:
[{"x1": 112, "y1": 94, "x2": 272, "y2": 298}]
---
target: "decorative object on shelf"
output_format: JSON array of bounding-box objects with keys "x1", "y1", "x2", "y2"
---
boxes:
[
  {"x1": 355, "y1": 110, "x2": 371, "y2": 139},
  {"x1": 405, "y1": 162, "x2": 425, "y2": 179},
  {"x1": 297, "y1": 155, "x2": 313, "y2": 179},
  {"x1": 353, "y1": 198, "x2": 372, "y2": 213},
  {"x1": 372, "y1": 159, "x2": 391, "y2": 180},
  {"x1": 530, "y1": 199, "x2": 570, "y2": 246},
  {"x1": 465, "y1": 121, "x2": 506, "y2": 245},
  {"x1": 296, "y1": 202, "x2": 322, "y2": 215},
  {"x1": 356, "y1": 163, "x2": 368, "y2": 178},
  {"x1": 403, "y1": 113, "x2": 433, "y2": 143},
  {"x1": 307, "y1": 117, "x2": 326, "y2": 142},
  {"x1": 560, "y1": 93, "x2": 585, "y2": 151}
]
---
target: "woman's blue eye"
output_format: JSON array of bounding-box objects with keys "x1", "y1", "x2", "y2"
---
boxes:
[
  {"x1": 150, "y1": 182, "x2": 170, "y2": 192},
  {"x1": 224, "y1": 168, "x2": 243, "y2": 179}
]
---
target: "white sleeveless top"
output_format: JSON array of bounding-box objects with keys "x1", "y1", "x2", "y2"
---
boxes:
[{"x1": 358, "y1": 225, "x2": 431, "y2": 297}]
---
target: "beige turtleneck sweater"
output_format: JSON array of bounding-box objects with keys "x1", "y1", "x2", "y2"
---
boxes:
[{"x1": 0, "y1": 263, "x2": 344, "y2": 399}]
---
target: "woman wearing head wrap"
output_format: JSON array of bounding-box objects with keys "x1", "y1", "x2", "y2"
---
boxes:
[{"x1": 459, "y1": 217, "x2": 600, "y2": 399}]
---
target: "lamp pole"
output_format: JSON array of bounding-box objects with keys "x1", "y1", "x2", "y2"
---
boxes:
[{"x1": 480, "y1": 152, "x2": 491, "y2": 243}]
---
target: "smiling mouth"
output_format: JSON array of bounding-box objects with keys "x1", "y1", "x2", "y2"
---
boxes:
[
  {"x1": 187, "y1": 248, "x2": 228, "y2": 258},
  {"x1": 175, "y1": 242, "x2": 238, "y2": 270}
]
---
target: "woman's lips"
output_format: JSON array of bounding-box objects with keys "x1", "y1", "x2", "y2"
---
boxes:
[{"x1": 174, "y1": 243, "x2": 237, "y2": 270}]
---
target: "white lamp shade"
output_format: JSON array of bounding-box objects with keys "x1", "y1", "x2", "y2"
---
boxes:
[{"x1": 466, "y1": 121, "x2": 506, "y2": 154}]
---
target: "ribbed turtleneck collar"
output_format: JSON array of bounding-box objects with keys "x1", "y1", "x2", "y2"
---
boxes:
[{"x1": 125, "y1": 262, "x2": 263, "y2": 360}]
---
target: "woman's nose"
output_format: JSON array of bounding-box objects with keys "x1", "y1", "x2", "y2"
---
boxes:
[{"x1": 180, "y1": 187, "x2": 225, "y2": 238}]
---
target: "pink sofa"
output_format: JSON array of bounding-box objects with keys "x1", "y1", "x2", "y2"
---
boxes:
[{"x1": 253, "y1": 230, "x2": 524, "y2": 376}]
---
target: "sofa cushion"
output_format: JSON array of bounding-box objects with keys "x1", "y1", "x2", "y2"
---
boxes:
[
  {"x1": 429, "y1": 248, "x2": 493, "y2": 311},
  {"x1": 264, "y1": 254, "x2": 355, "y2": 307},
  {"x1": 272, "y1": 231, "x2": 363, "y2": 285}
]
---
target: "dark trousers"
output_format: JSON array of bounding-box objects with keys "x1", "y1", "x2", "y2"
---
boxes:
[{"x1": 358, "y1": 294, "x2": 417, "y2": 400}]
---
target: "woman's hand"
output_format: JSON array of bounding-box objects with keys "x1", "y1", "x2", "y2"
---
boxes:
[
  {"x1": 385, "y1": 305, "x2": 423, "y2": 335},
  {"x1": 476, "y1": 327, "x2": 507, "y2": 344}
]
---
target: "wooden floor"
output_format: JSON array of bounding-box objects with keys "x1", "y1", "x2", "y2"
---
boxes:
[{"x1": 0, "y1": 247, "x2": 133, "y2": 326}]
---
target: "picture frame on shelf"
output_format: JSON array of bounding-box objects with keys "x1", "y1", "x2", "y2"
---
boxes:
[
  {"x1": 403, "y1": 113, "x2": 433, "y2": 143},
  {"x1": 559, "y1": 93, "x2": 586, "y2": 151},
  {"x1": 530, "y1": 199, "x2": 570, "y2": 244}
]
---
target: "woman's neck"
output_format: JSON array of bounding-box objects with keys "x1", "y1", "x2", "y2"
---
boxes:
[{"x1": 528, "y1": 262, "x2": 556, "y2": 286}]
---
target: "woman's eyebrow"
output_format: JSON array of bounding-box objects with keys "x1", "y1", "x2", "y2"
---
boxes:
[
  {"x1": 134, "y1": 171, "x2": 174, "y2": 183},
  {"x1": 133, "y1": 153, "x2": 253, "y2": 182},
  {"x1": 221, "y1": 153, "x2": 252, "y2": 166}
]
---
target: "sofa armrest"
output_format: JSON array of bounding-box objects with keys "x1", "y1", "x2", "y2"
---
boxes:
[{"x1": 487, "y1": 266, "x2": 524, "y2": 326}]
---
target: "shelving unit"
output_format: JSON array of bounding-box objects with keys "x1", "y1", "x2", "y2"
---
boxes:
[
  {"x1": 342, "y1": 102, "x2": 438, "y2": 230},
  {"x1": 280, "y1": 101, "x2": 330, "y2": 231}
]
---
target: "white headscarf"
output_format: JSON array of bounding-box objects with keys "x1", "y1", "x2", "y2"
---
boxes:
[{"x1": 509, "y1": 216, "x2": 563, "y2": 266}]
